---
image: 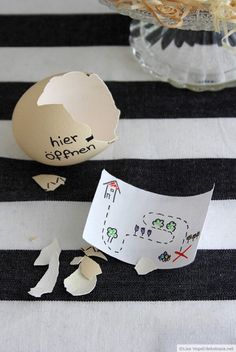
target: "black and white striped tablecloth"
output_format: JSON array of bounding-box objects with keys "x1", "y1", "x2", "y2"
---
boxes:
[{"x1": 0, "y1": 0, "x2": 235, "y2": 350}]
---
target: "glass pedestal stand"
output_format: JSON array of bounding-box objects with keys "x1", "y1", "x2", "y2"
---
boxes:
[
  {"x1": 100, "y1": 0, "x2": 236, "y2": 91},
  {"x1": 129, "y1": 20, "x2": 236, "y2": 91}
]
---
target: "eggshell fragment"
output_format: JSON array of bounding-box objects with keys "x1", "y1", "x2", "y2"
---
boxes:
[
  {"x1": 82, "y1": 246, "x2": 108, "y2": 261},
  {"x1": 64, "y1": 267, "x2": 97, "y2": 296},
  {"x1": 28, "y1": 239, "x2": 61, "y2": 297},
  {"x1": 135, "y1": 257, "x2": 158, "y2": 275},
  {"x1": 70, "y1": 256, "x2": 84, "y2": 265},
  {"x1": 80, "y1": 256, "x2": 102, "y2": 280},
  {"x1": 32, "y1": 174, "x2": 66, "y2": 192}
]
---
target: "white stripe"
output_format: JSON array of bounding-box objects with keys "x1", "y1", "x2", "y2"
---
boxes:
[
  {"x1": 0, "y1": 200, "x2": 235, "y2": 250},
  {"x1": 0, "y1": 47, "x2": 154, "y2": 82},
  {"x1": 2, "y1": 118, "x2": 236, "y2": 160},
  {"x1": 0, "y1": 201, "x2": 89, "y2": 250},
  {"x1": 0, "y1": 0, "x2": 112, "y2": 14},
  {"x1": 0, "y1": 301, "x2": 235, "y2": 351},
  {"x1": 0, "y1": 121, "x2": 28, "y2": 159},
  {"x1": 0, "y1": 43, "x2": 235, "y2": 83}
]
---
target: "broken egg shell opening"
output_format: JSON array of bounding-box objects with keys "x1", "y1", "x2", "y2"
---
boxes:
[
  {"x1": 12, "y1": 71, "x2": 120, "y2": 166},
  {"x1": 37, "y1": 72, "x2": 120, "y2": 142}
]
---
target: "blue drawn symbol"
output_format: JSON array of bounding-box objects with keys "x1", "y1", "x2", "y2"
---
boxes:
[
  {"x1": 134, "y1": 225, "x2": 139, "y2": 236},
  {"x1": 141, "y1": 227, "x2": 145, "y2": 236},
  {"x1": 158, "y1": 251, "x2": 171, "y2": 262}
]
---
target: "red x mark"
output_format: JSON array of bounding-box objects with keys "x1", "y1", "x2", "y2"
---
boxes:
[{"x1": 172, "y1": 245, "x2": 192, "y2": 262}]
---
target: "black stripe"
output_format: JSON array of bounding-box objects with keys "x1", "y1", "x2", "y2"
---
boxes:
[
  {"x1": 0, "y1": 250, "x2": 235, "y2": 301},
  {"x1": 2, "y1": 82, "x2": 236, "y2": 120},
  {"x1": 0, "y1": 14, "x2": 130, "y2": 47},
  {"x1": 0, "y1": 158, "x2": 233, "y2": 201}
]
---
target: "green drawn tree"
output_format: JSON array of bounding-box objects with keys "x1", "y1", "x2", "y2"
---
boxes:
[
  {"x1": 107, "y1": 227, "x2": 118, "y2": 243},
  {"x1": 152, "y1": 218, "x2": 164, "y2": 229},
  {"x1": 166, "y1": 221, "x2": 176, "y2": 232}
]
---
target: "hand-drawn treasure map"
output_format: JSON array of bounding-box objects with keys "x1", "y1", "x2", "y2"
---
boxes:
[{"x1": 83, "y1": 170, "x2": 214, "y2": 269}]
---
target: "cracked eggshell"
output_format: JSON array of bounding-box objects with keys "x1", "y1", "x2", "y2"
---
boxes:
[{"x1": 12, "y1": 72, "x2": 120, "y2": 166}]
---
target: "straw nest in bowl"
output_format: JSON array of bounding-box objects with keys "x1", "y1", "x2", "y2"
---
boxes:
[{"x1": 108, "y1": 0, "x2": 236, "y2": 35}]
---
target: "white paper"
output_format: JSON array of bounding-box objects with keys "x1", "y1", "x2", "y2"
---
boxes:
[
  {"x1": 28, "y1": 239, "x2": 61, "y2": 297},
  {"x1": 64, "y1": 267, "x2": 97, "y2": 296},
  {"x1": 83, "y1": 170, "x2": 214, "y2": 269}
]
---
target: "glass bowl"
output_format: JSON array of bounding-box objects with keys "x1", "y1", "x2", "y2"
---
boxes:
[{"x1": 100, "y1": 0, "x2": 236, "y2": 91}]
